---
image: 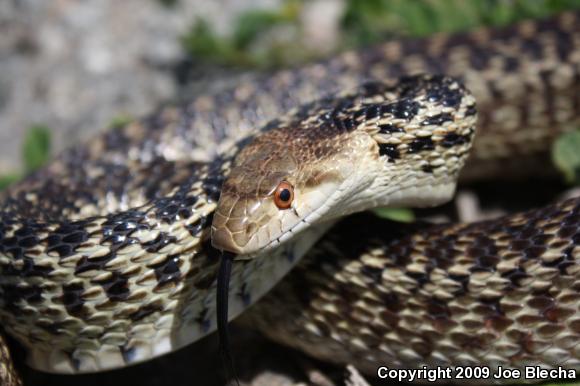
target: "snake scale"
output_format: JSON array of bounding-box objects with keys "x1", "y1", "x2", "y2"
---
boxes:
[{"x1": 0, "y1": 11, "x2": 579, "y2": 386}]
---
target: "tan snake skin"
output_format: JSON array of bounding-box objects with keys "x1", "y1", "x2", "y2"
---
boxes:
[{"x1": 0, "y1": 11, "x2": 579, "y2": 386}]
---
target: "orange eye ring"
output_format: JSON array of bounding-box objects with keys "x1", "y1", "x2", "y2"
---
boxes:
[{"x1": 274, "y1": 181, "x2": 294, "y2": 209}]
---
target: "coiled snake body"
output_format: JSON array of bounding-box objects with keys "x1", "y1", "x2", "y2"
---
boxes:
[{"x1": 0, "y1": 11, "x2": 579, "y2": 385}]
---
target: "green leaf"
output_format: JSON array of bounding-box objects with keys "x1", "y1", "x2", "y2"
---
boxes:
[
  {"x1": 22, "y1": 125, "x2": 51, "y2": 173},
  {"x1": 182, "y1": 19, "x2": 234, "y2": 62},
  {"x1": 373, "y1": 207, "x2": 415, "y2": 222},
  {"x1": 552, "y1": 130, "x2": 580, "y2": 185},
  {"x1": 233, "y1": 10, "x2": 286, "y2": 50},
  {"x1": 0, "y1": 174, "x2": 20, "y2": 191},
  {"x1": 108, "y1": 115, "x2": 134, "y2": 129}
]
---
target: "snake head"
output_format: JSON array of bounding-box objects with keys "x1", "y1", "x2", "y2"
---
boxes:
[
  {"x1": 211, "y1": 118, "x2": 374, "y2": 255},
  {"x1": 211, "y1": 75, "x2": 477, "y2": 255}
]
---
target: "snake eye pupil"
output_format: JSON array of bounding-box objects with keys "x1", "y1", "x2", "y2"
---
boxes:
[
  {"x1": 274, "y1": 181, "x2": 294, "y2": 209},
  {"x1": 279, "y1": 189, "x2": 291, "y2": 202}
]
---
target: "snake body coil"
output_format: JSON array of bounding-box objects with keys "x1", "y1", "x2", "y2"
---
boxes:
[
  {"x1": 0, "y1": 11, "x2": 578, "y2": 385},
  {"x1": 0, "y1": 74, "x2": 476, "y2": 373},
  {"x1": 248, "y1": 197, "x2": 580, "y2": 383}
]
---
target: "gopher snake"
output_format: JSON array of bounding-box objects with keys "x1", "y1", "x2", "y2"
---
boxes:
[{"x1": 0, "y1": 11, "x2": 579, "y2": 386}]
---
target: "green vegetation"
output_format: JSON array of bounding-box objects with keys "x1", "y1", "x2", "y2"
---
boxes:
[
  {"x1": 108, "y1": 114, "x2": 134, "y2": 129},
  {"x1": 373, "y1": 207, "x2": 415, "y2": 223},
  {"x1": 0, "y1": 126, "x2": 51, "y2": 191},
  {"x1": 342, "y1": 0, "x2": 580, "y2": 45},
  {"x1": 182, "y1": 1, "x2": 304, "y2": 68},
  {"x1": 0, "y1": 174, "x2": 20, "y2": 191},
  {"x1": 182, "y1": 0, "x2": 580, "y2": 68},
  {"x1": 552, "y1": 130, "x2": 580, "y2": 185},
  {"x1": 22, "y1": 125, "x2": 51, "y2": 173},
  {"x1": 233, "y1": 6, "x2": 298, "y2": 50}
]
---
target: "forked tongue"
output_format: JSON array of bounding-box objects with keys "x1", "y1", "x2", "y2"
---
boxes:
[{"x1": 217, "y1": 251, "x2": 240, "y2": 385}]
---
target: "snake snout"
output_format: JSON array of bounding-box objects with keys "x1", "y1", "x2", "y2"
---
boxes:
[
  {"x1": 211, "y1": 225, "x2": 242, "y2": 254},
  {"x1": 211, "y1": 194, "x2": 268, "y2": 254}
]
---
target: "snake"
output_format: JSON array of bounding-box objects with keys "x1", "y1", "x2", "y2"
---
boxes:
[{"x1": 0, "y1": 10, "x2": 579, "y2": 386}]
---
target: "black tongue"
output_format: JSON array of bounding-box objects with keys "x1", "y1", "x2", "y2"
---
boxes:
[{"x1": 217, "y1": 251, "x2": 239, "y2": 385}]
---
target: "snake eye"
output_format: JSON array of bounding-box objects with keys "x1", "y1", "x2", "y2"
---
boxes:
[{"x1": 274, "y1": 181, "x2": 294, "y2": 209}]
